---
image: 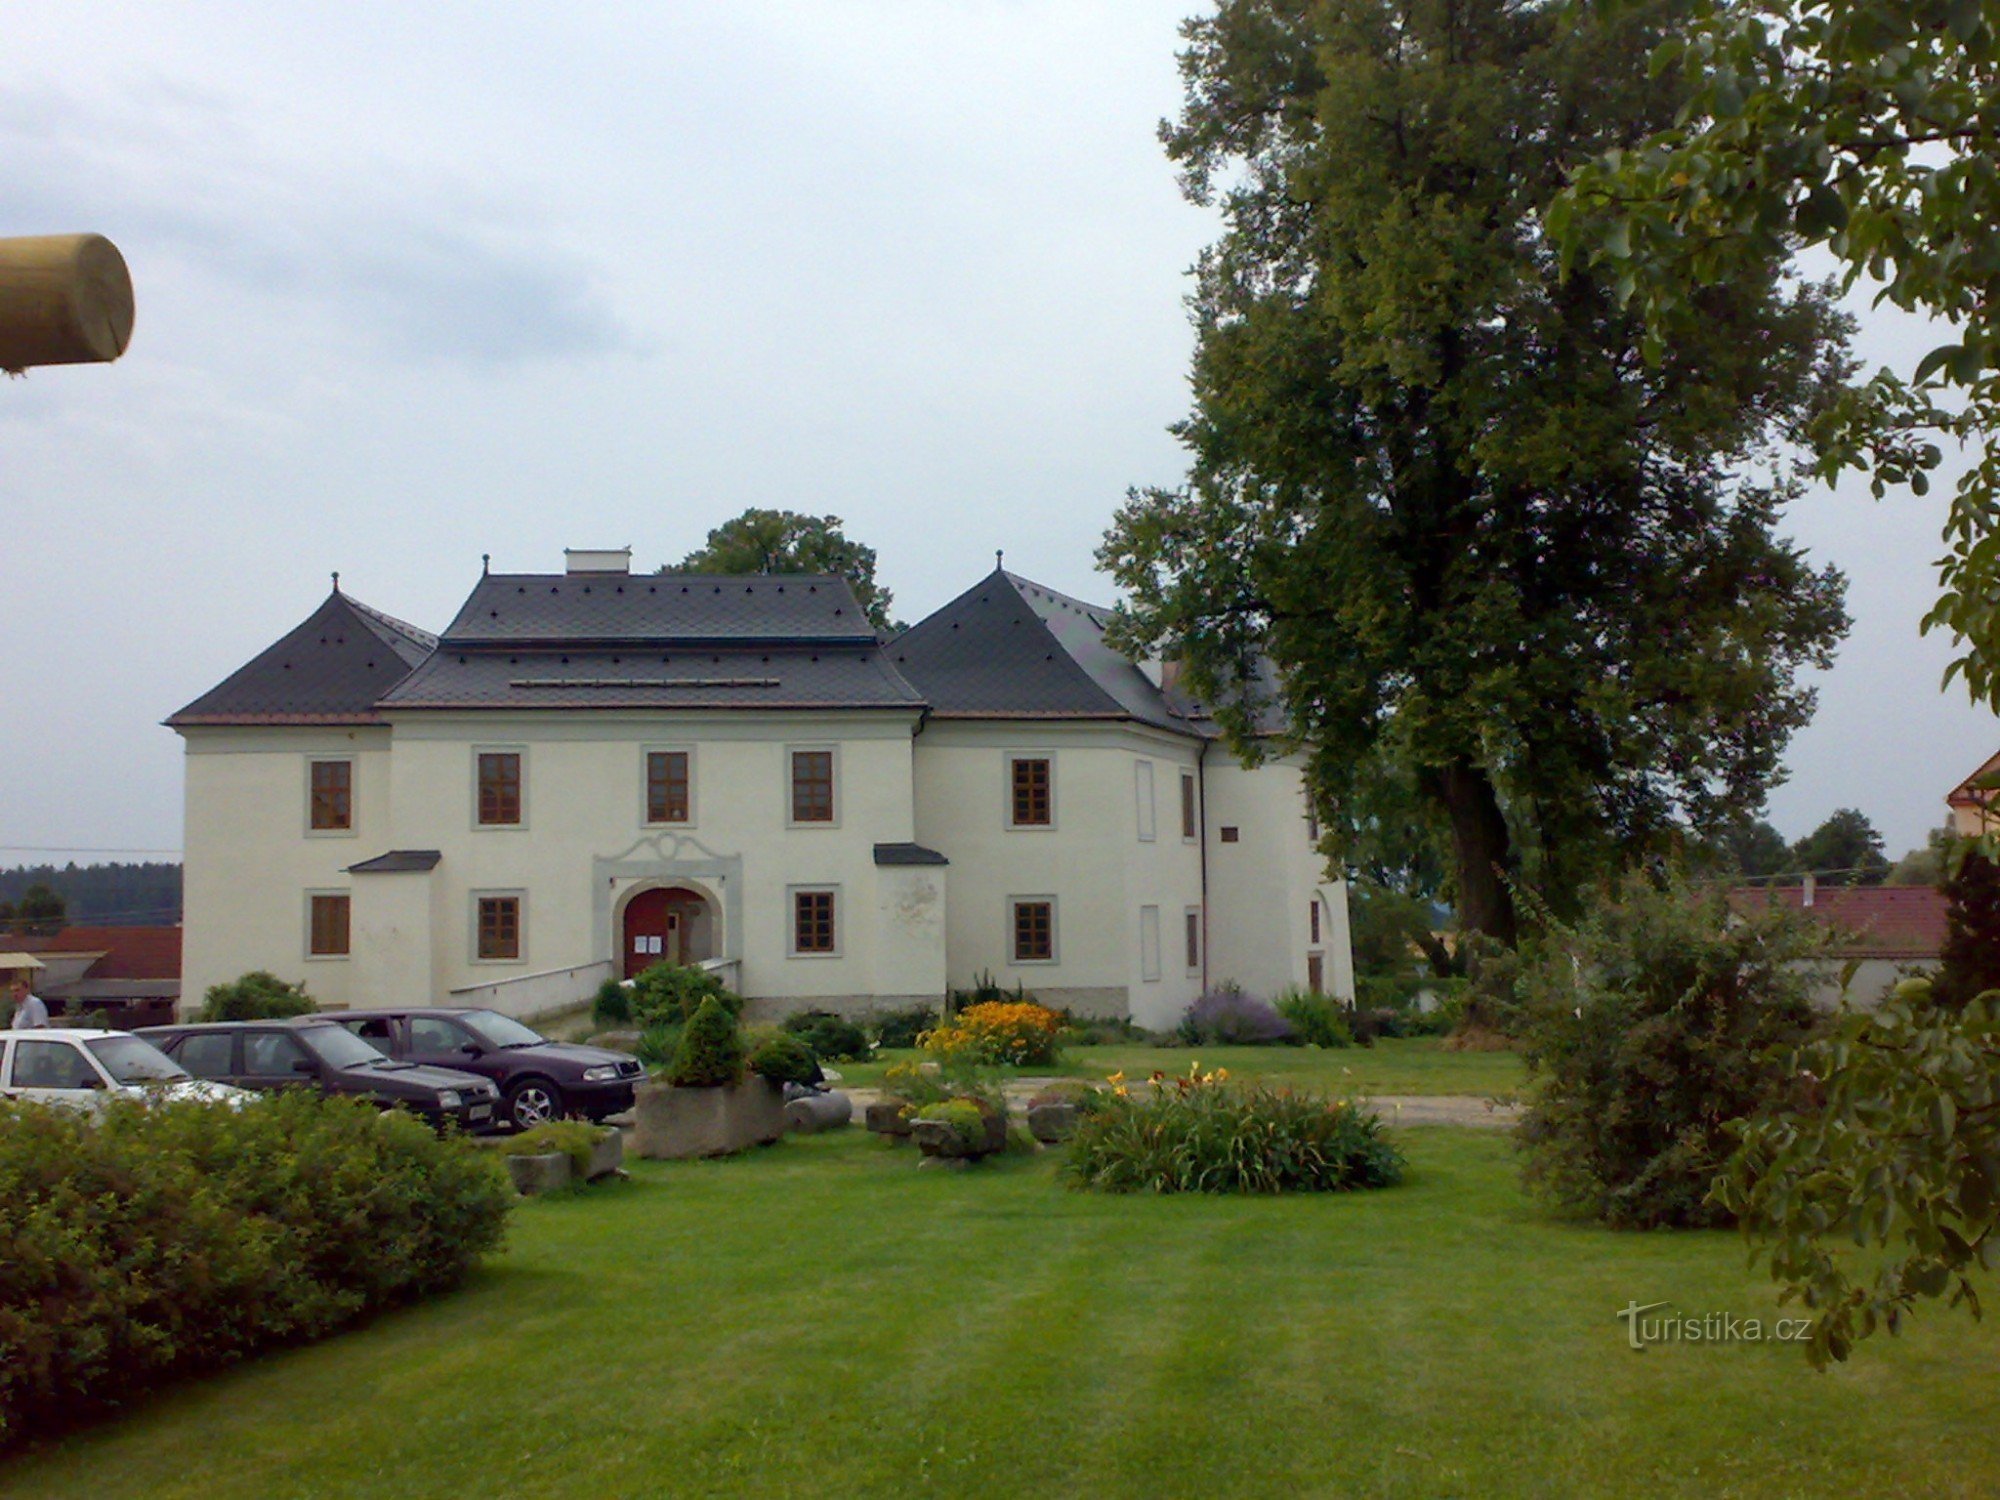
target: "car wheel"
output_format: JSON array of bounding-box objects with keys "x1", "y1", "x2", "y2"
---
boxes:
[{"x1": 505, "y1": 1078, "x2": 563, "y2": 1130}]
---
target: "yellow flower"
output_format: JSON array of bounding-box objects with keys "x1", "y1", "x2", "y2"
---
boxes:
[
  {"x1": 1107, "y1": 1070, "x2": 1125, "y2": 1086},
  {"x1": 1214, "y1": 1067, "x2": 1229, "y2": 1082}
]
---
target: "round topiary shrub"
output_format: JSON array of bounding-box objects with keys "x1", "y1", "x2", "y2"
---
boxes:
[
  {"x1": 666, "y1": 996, "x2": 746, "y2": 1088},
  {"x1": 630, "y1": 962, "x2": 740, "y2": 1030},
  {"x1": 197, "y1": 971, "x2": 316, "y2": 1022},
  {"x1": 780, "y1": 1009, "x2": 871, "y2": 1063},
  {"x1": 747, "y1": 1032, "x2": 822, "y2": 1087}
]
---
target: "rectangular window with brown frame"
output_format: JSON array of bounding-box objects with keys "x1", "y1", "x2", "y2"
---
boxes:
[
  {"x1": 647, "y1": 751, "x2": 690, "y2": 823},
  {"x1": 477, "y1": 753, "x2": 522, "y2": 826},
  {"x1": 1180, "y1": 771, "x2": 1197, "y2": 840},
  {"x1": 309, "y1": 759, "x2": 352, "y2": 831},
  {"x1": 1310, "y1": 898, "x2": 1322, "y2": 945},
  {"x1": 1012, "y1": 899, "x2": 1055, "y2": 963},
  {"x1": 791, "y1": 750, "x2": 835, "y2": 823},
  {"x1": 793, "y1": 890, "x2": 836, "y2": 954},
  {"x1": 477, "y1": 895, "x2": 521, "y2": 961},
  {"x1": 1010, "y1": 757, "x2": 1053, "y2": 827},
  {"x1": 308, "y1": 894, "x2": 350, "y2": 957},
  {"x1": 1308, "y1": 952, "x2": 1325, "y2": 995}
]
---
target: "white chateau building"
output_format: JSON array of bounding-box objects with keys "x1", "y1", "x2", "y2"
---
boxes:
[{"x1": 171, "y1": 548, "x2": 1354, "y2": 1030}]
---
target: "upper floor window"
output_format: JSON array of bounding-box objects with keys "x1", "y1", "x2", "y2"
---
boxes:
[
  {"x1": 791, "y1": 750, "x2": 835, "y2": 823},
  {"x1": 308, "y1": 893, "x2": 350, "y2": 957},
  {"x1": 1310, "y1": 898, "x2": 1322, "y2": 945},
  {"x1": 477, "y1": 752, "x2": 522, "y2": 826},
  {"x1": 1306, "y1": 795, "x2": 1321, "y2": 842},
  {"x1": 1012, "y1": 897, "x2": 1056, "y2": 964},
  {"x1": 793, "y1": 889, "x2": 837, "y2": 954},
  {"x1": 1135, "y1": 760, "x2": 1156, "y2": 842},
  {"x1": 1180, "y1": 771, "x2": 1197, "y2": 840},
  {"x1": 1010, "y1": 756, "x2": 1053, "y2": 828},
  {"x1": 309, "y1": 759, "x2": 352, "y2": 831},
  {"x1": 647, "y1": 751, "x2": 691, "y2": 824},
  {"x1": 1185, "y1": 908, "x2": 1201, "y2": 971},
  {"x1": 477, "y1": 894, "x2": 522, "y2": 961}
]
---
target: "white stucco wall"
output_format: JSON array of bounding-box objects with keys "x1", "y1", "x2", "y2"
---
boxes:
[{"x1": 180, "y1": 725, "x2": 392, "y2": 1011}]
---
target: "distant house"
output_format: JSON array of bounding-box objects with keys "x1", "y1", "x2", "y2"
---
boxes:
[
  {"x1": 1726, "y1": 882, "x2": 1947, "y2": 1006},
  {"x1": 1948, "y1": 749, "x2": 2000, "y2": 838},
  {"x1": 17, "y1": 926, "x2": 182, "y2": 1028}
]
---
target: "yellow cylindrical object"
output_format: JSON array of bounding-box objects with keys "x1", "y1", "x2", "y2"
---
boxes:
[{"x1": 0, "y1": 233, "x2": 135, "y2": 372}]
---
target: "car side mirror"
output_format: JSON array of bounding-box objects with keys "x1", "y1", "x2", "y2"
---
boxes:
[{"x1": 460, "y1": 1042, "x2": 484, "y2": 1057}]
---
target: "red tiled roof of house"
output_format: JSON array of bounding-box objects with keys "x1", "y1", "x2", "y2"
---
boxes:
[
  {"x1": 1726, "y1": 885, "x2": 1949, "y2": 960},
  {"x1": 24, "y1": 926, "x2": 182, "y2": 980}
]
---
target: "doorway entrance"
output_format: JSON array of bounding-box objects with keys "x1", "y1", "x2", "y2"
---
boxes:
[{"x1": 621, "y1": 885, "x2": 716, "y2": 979}]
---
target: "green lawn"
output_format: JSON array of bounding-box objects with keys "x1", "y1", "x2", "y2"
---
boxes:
[
  {"x1": 833, "y1": 1035, "x2": 1526, "y2": 1098},
  {"x1": 7, "y1": 1128, "x2": 1994, "y2": 1498}
]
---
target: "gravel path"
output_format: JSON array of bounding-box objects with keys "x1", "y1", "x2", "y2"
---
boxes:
[{"x1": 838, "y1": 1081, "x2": 1521, "y2": 1130}]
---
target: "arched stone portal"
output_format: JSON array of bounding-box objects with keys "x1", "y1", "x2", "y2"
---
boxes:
[{"x1": 620, "y1": 884, "x2": 717, "y2": 978}]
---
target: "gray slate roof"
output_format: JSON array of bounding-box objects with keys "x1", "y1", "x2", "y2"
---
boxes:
[
  {"x1": 347, "y1": 850, "x2": 443, "y2": 873},
  {"x1": 381, "y1": 646, "x2": 924, "y2": 712},
  {"x1": 890, "y1": 570, "x2": 1196, "y2": 735},
  {"x1": 873, "y1": 842, "x2": 949, "y2": 866},
  {"x1": 440, "y1": 573, "x2": 879, "y2": 647},
  {"x1": 167, "y1": 589, "x2": 437, "y2": 726}
]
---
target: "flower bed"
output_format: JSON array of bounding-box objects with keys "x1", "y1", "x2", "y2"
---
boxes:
[
  {"x1": 923, "y1": 1001, "x2": 1065, "y2": 1067},
  {"x1": 1063, "y1": 1064, "x2": 1403, "y2": 1194}
]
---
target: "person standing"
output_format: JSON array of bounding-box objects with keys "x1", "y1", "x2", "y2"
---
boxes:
[{"x1": 7, "y1": 976, "x2": 49, "y2": 1029}]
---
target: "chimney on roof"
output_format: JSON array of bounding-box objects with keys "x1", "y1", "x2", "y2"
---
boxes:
[
  {"x1": 1803, "y1": 871, "x2": 1816, "y2": 908},
  {"x1": 565, "y1": 547, "x2": 632, "y2": 576}
]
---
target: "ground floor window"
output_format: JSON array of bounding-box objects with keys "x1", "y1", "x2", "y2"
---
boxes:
[
  {"x1": 308, "y1": 893, "x2": 350, "y2": 957},
  {"x1": 1185, "y1": 908, "x2": 1201, "y2": 972},
  {"x1": 1308, "y1": 952, "x2": 1324, "y2": 995},
  {"x1": 1138, "y1": 905, "x2": 1160, "y2": 982},
  {"x1": 792, "y1": 888, "x2": 837, "y2": 955},
  {"x1": 1012, "y1": 897, "x2": 1056, "y2": 964},
  {"x1": 477, "y1": 894, "x2": 522, "y2": 961}
]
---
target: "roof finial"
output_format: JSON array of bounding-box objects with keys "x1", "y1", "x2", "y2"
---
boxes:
[
  {"x1": 331, "y1": 570, "x2": 340, "y2": 594},
  {"x1": 481, "y1": 552, "x2": 491, "y2": 577},
  {"x1": 995, "y1": 548, "x2": 1004, "y2": 572}
]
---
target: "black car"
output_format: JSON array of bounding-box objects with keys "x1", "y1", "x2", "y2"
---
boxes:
[
  {"x1": 141, "y1": 1018, "x2": 501, "y2": 1132},
  {"x1": 330, "y1": 1007, "x2": 642, "y2": 1130}
]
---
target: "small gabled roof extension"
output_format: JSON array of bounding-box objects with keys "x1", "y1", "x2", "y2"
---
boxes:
[
  {"x1": 891, "y1": 568, "x2": 1194, "y2": 734},
  {"x1": 167, "y1": 587, "x2": 436, "y2": 727}
]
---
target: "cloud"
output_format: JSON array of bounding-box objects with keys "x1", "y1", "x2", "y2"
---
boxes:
[{"x1": 0, "y1": 82, "x2": 624, "y2": 364}]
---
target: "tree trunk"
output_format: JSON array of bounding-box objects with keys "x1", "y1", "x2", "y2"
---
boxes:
[{"x1": 1427, "y1": 758, "x2": 1519, "y2": 947}]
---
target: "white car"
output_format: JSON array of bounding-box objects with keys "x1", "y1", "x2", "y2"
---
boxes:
[{"x1": 0, "y1": 1028, "x2": 251, "y2": 1113}]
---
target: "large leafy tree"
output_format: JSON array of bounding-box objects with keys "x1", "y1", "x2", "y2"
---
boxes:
[
  {"x1": 1100, "y1": 0, "x2": 1852, "y2": 944},
  {"x1": 673, "y1": 509, "x2": 896, "y2": 632},
  {"x1": 1555, "y1": 0, "x2": 2000, "y2": 704}
]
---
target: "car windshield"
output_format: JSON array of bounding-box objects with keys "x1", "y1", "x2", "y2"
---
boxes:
[
  {"x1": 459, "y1": 1011, "x2": 544, "y2": 1049},
  {"x1": 86, "y1": 1035, "x2": 190, "y2": 1085},
  {"x1": 297, "y1": 1025, "x2": 391, "y2": 1070}
]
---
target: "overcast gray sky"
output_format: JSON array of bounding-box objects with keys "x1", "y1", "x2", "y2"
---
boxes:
[{"x1": 3, "y1": 1, "x2": 1994, "y2": 869}]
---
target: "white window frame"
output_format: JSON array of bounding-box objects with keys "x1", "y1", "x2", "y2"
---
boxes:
[
  {"x1": 785, "y1": 744, "x2": 841, "y2": 829},
  {"x1": 303, "y1": 888, "x2": 351, "y2": 962},
  {"x1": 787, "y1": 884, "x2": 842, "y2": 958},
  {"x1": 1139, "y1": 905, "x2": 1162, "y2": 983},
  {"x1": 303, "y1": 755, "x2": 358, "y2": 839},
  {"x1": 641, "y1": 743, "x2": 698, "y2": 828},
  {"x1": 471, "y1": 745, "x2": 529, "y2": 831},
  {"x1": 1004, "y1": 752, "x2": 1058, "y2": 831},
  {"x1": 1008, "y1": 894, "x2": 1060, "y2": 965},
  {"x1": 1135, "y1": 759, "x2": 1156, "y2": 842},
  {"x1": 470, "y1": 889, "x2": 527, "y2": 966}
]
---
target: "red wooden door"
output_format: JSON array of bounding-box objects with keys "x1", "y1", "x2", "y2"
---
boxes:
[{"x1": 623, "y1": 888, "x2": 681, "y2": 978}]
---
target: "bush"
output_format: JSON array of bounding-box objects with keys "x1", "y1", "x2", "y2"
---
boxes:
[
  {"x1": 1176, "y1": 987, "x2": 1294, "y2": 1046},
  {"x1": 666, "y1": 996, "x2": 745, "y2": 1088},
  {"x1": 912, "y1": 1098, "x2": 988, "y2": 1152},
  {"x1": 950, "y1": 970, "x2": 1033, "y2": 1011},
  {"x1": 746, "y1": 1032, "x2": 822, "y2": 1087},
  {"x1": 591, "y1": 979, "x2": 632, "y2": 1025},
  {"x1": 923, "y1": 1001, "x2": 1065, "y2": 1067},
  {"x1": 1064, "y1": 1065, "x2": 1403, "y2": 1194},
  {"x1": 780, "y1": 1009, "x2": 871, "y2": 1063},
  {"x1": 0, "y1": 1091, "x2": 511, "y2": 1448},
  {"x1": 197, "y1": 970, "x2": 316, "y2": 1022},
  {"x1": 1273, "y1": 988, "x2": 1352, "y2": 1048},
  {"x1": 1058, "y1": 1012, "x2": 1152, "y2": 1047},
  {"x1": 1515, "y1": 872, "x2": 1831, "y2": 1229},
  {"x1": 502, "y1": 1120, "x2": 611, "y2": 1179},
  {"x1": 868, "y1": 1004, "x2": 938, "y2": 1050},
  {"x1": 634, "y1": 1024, "x2": 683, "y2": 1070},
  {"x1": 629, "y1": 962, "x2": 739, "y2": 1029}
]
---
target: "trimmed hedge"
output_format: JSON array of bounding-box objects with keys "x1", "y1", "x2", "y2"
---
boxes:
[{"x1": 0, "y1": 1091, "x2": 512, "y2": 1448}]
